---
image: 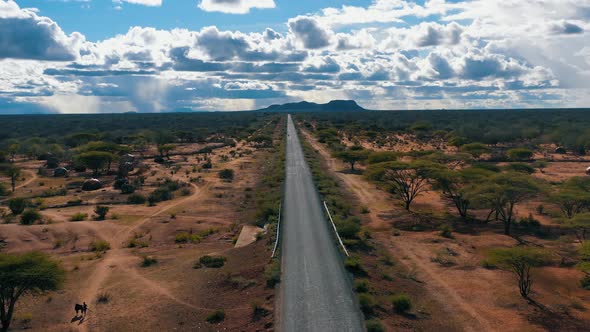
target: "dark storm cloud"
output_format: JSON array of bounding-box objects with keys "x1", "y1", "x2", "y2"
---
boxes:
[
  {"x1": 0, "y1": 16, "x2": 76, "y2": 61},
  {"x1": 169, "y1": 46, "x2": 231, "y2": 71},
  {"x1": 288, "y1": 17, "x2": 331, "y2": 49}
]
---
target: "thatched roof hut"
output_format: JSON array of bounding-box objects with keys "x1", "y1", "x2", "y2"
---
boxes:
[
  {"x1": 555, "y1": 147, "x2": 566, "y2": 154},
  {"x1": 586, "y1": 167, "x2": 590, "y2": 176}
]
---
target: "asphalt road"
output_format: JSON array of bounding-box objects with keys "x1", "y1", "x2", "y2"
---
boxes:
[{"x1": 280, "y1": 114, "x2": 364, "y2": 332}]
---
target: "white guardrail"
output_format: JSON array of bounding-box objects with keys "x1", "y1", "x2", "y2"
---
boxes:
[
  {"x1": 323, "y1": 201, "x2": 350, "y2": 257},
  {"x1": 271, "y1": 202, "x2": 281, "y2": 258}
]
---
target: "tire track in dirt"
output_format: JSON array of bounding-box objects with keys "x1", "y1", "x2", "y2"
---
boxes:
[{"x1": 300, "y1": 128, "x2": 496, "y2": 332}]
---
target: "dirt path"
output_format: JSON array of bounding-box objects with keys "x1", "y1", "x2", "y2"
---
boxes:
[
  {"x1": 71, "y1": 183, "x2": 207, "y2": 331},
  {"x1": 300, "y1": 128, "x2": 496, "y2": 332},
  {"x1": 15, "y1": 169, "x2": 38, "y2": 190}
]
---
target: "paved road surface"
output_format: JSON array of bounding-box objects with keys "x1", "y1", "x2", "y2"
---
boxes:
[{"x1": 280, "y1": 114, "x2": 364, "y2": 332}]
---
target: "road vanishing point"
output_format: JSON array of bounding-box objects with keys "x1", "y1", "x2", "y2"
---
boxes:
[{"x1": 280, "y1": 114, "x2": 364, "y2": 332}]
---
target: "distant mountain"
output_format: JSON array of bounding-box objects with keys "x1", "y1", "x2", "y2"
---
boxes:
[{"x1": 257, "y1": 100, "x2": 367, "y2": 112}]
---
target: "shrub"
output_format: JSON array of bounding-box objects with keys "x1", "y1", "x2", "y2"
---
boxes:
[
  {"x1": 90, "y1": 240, "x2": 110, "y2": 252},
  {"x1": 94, "y1": 205, "x2": 110, "y2": 220},
  {"x1": 175, "y1": 232, "x2": 201, "y2": 244},
  {"x1": 206, "y1": 310, "x2": 225, "y2": 324},
  {"x1": 120, "y1": 183, "x2": 135, "y2": 194},
  {"x1": 507, "y1": 148, "x2": 534, "y2": 161},
  {"x1": 344, "y1": 256, "x2": 366, "y2": 276},
  {"x1": 127, "y1": 193, "x2": 147, "y2": 205},
  {"x1": 505, "y1": 163, "x2": 535, "y2": 174},
  {"x1": 140, "y1": 255, "x2": 157, "y2": 267},
  {"x1": 439, "y1": 224, "x2": 453, "y2": 238},
  {"x1": 0, "y1": 183, "x2": 7, "y2": 197},
  {"x1": 70, "y1": 213, "x2": 88, "y2": 222},
  {"x1": 8, "y1": 197, "x2": 27, "y2": 215},
  {"x1": 218, "y1": 169, "x2": 234, "y2": 181},
  {"x1": 148, "y1": 187, "x2": 173, "y2": 205},
  {"x1": 126, "y1": 238, "x2": 148, "y2": 248},
  {"x1": 20, "y1": 209, "x2": 41, "y2": 225},
  {"x1": 392, "y1": 294, "x2": 412, "y2": 313},
  {"x1": 337, "y1": 218, "x2": 361, "y2": 239},
  {"x1": 96, "y1": 292, "x2": 110, "y2": 304},
  {"x1": 580, "y1": 275, "x2": 590, "y2": 290},
  {"x1": 358, "y1": 293, "x2": 376, "y2": 316},
  {"x1": 365, "y1": 319, "x2": 385, "y2": 332},
  {"x1": 354, "y1": 279, "x2": 370, "y2": 293},
  {"x1": 264, "y1": 259, "x2": 281, "y2": 288},
  {"x1": 198, "y1": 255, "x2": 226, "y2": 268}
]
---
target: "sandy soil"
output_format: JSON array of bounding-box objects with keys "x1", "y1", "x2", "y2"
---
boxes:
[{"x1": 1, "y1": 141, "x2": 275, "y2": 331}]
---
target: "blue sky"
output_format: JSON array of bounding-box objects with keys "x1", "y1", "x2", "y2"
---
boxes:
[
  {"x1": 0, "y1": 0, "x2": 589, "y2": 113},
  {"x1": 17, "y1": 0, "x2": 374, "y2": 40}
]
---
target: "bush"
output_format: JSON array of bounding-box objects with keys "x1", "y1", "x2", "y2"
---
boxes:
[
  {"x1": 126, "y1": 238, "x2": 148, "y2": 248},
  {"x1": 337, "y1": 218, "x2": 361, "y2": 239},
  {"x1": 365, "y1": 319, "x2": 385, "y2": 332},
  {"x1": 202, "y1": 159, "x2": 212, "y2": 169},
  {"x1": 70, "y1": 213, "x2": 88, "y2": 222},
  {"x1": 175, "y1": 232, "x2": 201, "y2": 244},
  {"x1": 140, "y1": 255, "x2": 157, "y2": 267},
  {"x1": 358, "y1": 293, "x2": 376, "y2": 315},
  {"x1": 344, "y1": 256, "x2": 366, "y2": 276},
  {"x1": 507, "y1": 148, "x2": 534, "y2": 161},
  {"x1": 265, "y1": 259, "x2": 281, "y2": 288},
  {"x1": 439, "y1": 224, "x2": 453, "y2": 238},
  {"x1": 505, "y1": 163, "x2": 535, "y2": 174},
  {"x1": 96, "y1": 292, "x2": 110, "y2": 304},
  {"x1": 127, "y1": 193, "x2": 147, "y2": 205},
  {"x1": 392, "y1": 294, "x2": 412, "y2": 313},
  {"x1": 354, "y1": 279, "x2": 370, "y2": 293},
  {"x1": 206, "y1": 310, "x2": 225, "y2": 324},
  {"x1": 580, "y1": 275, "x2": 590, "y2": 290},
  {"x1": 0, "y1": 183, "x2": 6, "y2": 197},
  {"x1": 218, "y1": 169, "x2": 234, "y2": 181},
  {"x1": 90, "y1": 240, "x2": 110, "y2": 252},
  {"x1": 198, "y1": 255, "x2": 226, "y2": 268},
  {"x1": 120, "y1": 183, "x2": 135, "y2": 194},
  {"x1": 20, "y1": 209, "x2": 41, "y2": 225},
  {"x1": 94, "y1": 205, "x2": 110, "y2": 220},
  {"x1": 8, "y1": 197, "x2": 27, "y2": 215},
  {"x1": 148, "y1": 187, "x2": 173, "y2": 205}
]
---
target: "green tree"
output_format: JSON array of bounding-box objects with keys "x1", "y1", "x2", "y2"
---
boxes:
[
  {"x1": 157, "y1": 144, "x2": 176, "y2": 159},
  {"x1": 551, "y1": 189, "x2": 590, "y2": 219},
  {"x1": 563, "y1": 213, "x2": 590, "y2": 242},
  {"x1": 77, "y1": 151, "x2": 115, "y2": 177},
  {"x1": 94, "y1": 205, "x2": 110, "y2": 220},
  {"x1": 8, "y1": 198, "x2": 27, "y2": 215},
  {"x1": 0, "y1": 165, "x2": 21, "y2": 193},
  {"x1": 335, "y1": 148, "x2": 370, "y2": 171},
  {"x1": 0, "y1": 252, "x2": 65, "y2": 332},
  {"x1": 432, "y1": 167, "x2": 492, "y2": 219},
  {"x1": 7, "y1": 143, "x2": 19, "y2": 163},
  {"x1": 486, "y1": 247, "x2": 549, "y2": 299},
  {"x1": 381, "y1": 161, "x2": 438, "y2": 211},
  {"x1": 467, "y1": 173, "x2": 539, "y2": 235}
]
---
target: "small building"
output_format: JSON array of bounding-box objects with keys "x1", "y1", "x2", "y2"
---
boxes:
[
  {"x1": 53, "y1": 167, "x2": 68, "y2": 177},
  {"x1": 82, "y1": 178, "x2": 102, "y2": 191}
]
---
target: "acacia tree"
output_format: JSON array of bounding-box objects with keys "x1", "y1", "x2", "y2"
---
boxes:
[
  {"x1": 0, "y1": 252, "x2": 65, "y2": 332},
  {"x1": 563, "y1": 213, "x2": 590, "y2": 242},
  {"x1": 0, "y1": 165, "x2": 21, "y2": 193},
  {"x1": 383, "y1": 161, "x2": 437, "y2": 211},
  {"x1": 335, "y1": 148, "x2": 370, "y2": 172},
  {"x1": 486, "y1": 247, "x2": 549, "y2": 299},
  {"x1": 432, "y1": 167, "x2": 492, "y2": 219},
  {"x1": 552, "y1": 189, "x2": 590, "y2": 219},
  {"x1": 77, "y1": 151, "x2": 115, "y2": 177},
  {"x1": 467, "y1": 172, "x2": 539, "y2": 235}
]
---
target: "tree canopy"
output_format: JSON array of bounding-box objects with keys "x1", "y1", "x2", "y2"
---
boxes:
[{"x1": 0, "y1": 252, "x2": 65, "y2": 332}]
